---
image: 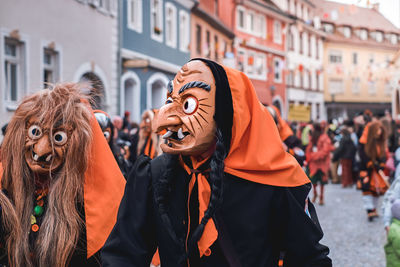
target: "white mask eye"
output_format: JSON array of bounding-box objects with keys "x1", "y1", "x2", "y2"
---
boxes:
[
  {"x1": 53, "y1": 131, "x2": 68, "y2": 146},
  {"x1": 182, "y1": 96, "x2": 198, "y2": 115},
  {"x1": 104, "y1": 131, "x2": 110, "y2": 139},
  {"x1": 165, "y1": 97, "x2": 173, "y2": 104},
  {"x1": 28, "y1": 125, "x2": 42, "y2": 140}
]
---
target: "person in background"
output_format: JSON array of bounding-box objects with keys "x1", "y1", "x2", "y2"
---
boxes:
[
  {"x1": 122, "y1": 111, "x2": 131, "y2": 132},
  {"x1": 301, "y1": 122, "x2": 313, "y2": 150},
  {"x1": 137, "y1": 109, "x2": 163, "y2": 159},
  {"x1": 306, "y1": 123, "x2": 332, "y2": 205},
  {"x1": 385, "y1": 199, "x2": 400, "y2": 267},
  {"x1": 359, "y1": 121, "x2": 389, "y2": 221},
  {"x1": 332, "y1": 127, "x2": 356, "y2": 188},
  {"x1": 112, "y1": 115, "x2": 123, "y2": 140}
]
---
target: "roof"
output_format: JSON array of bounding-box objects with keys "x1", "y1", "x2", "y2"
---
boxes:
[{"x1": 314, "y1": 0, "x2": 400, "y2": 34}]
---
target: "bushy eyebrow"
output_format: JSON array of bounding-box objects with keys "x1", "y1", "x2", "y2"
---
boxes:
[
  {"x1": 167, "y1": 81, "x2": 173, "y2": 94},
  {"x1": 178, "y1": 81, "x2": 211, "y2": 94}
]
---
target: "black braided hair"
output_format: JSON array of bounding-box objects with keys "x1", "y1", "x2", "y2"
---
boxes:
[{"x1": 154, "y1": 58, "x2": 234, "y2": 258}]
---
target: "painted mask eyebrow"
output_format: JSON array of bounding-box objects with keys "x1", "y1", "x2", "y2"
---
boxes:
[
  {"x1": 167, "y1": 80, "x2": 174, "y2": 94},
  {"x1": 178, "y1": 81, "x2": 211, "y2": 94}
]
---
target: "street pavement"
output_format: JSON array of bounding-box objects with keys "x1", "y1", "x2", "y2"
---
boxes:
[{"x1": 315, "y1": 184, "x2": 386, "y2": 267}]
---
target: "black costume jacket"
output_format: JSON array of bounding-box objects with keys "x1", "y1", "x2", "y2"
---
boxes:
[{"x1": 102, "y1": 154, "x2": 331, "y2": 267}]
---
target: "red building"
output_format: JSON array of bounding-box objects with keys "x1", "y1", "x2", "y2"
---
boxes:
[{"x1": 219, "y1": 0, "x2": 290, "y2": 116}]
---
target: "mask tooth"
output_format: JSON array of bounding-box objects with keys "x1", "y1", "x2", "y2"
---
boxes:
[
  {"x1": 177, "y1": 128, "x2": 184, "y2": 140},
  {"x1": 162, "y1": 130, "x2": 173, "y2": 139},
  {"x1": 45, "y1": 154, "x2": 52, "y2": 162},
  {"x1": 33, "y1": 153, "x2": 39, "y2": 161}
]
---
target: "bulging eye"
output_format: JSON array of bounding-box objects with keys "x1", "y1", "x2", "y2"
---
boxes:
[
  {"x1": 104, "y1": 131, "x2": 110, "y2": 139},
  {"x1": 53, "y1": 131, "x2": 68, "y2": 145},
  {"x1": 28, "y1": 125, "x2": 42, "y2": 139},
  {"x1": 182, "y1": 97, "x2": 198, "y2": 115},
  {"x1": 165, "y1": 97, "x2": 173, "y2": 104}
]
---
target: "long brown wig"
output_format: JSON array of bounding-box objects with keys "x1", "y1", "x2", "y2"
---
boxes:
[
  {"x1": 1, "y1": 83, "x2": 93, "y2": 266},
  {"x1": 364, "y1": 121, "x2": 387, "y2": 162}
]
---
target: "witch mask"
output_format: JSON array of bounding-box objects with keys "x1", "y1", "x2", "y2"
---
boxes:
[{"x1": 153, "y1": 60, "x2": 216, "y2": 156}]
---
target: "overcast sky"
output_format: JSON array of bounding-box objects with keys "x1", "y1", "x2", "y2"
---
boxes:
[{"x1": 329, "y1": 0, "x2": 400, "y2": 27}]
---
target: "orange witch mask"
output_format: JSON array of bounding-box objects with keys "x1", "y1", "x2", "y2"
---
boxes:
[{"x1": 153, "y1": 61, "x2": 217, "y2": 156}]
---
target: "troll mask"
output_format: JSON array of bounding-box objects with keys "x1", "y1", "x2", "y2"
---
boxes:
[
  {"x1": 25, "y1": 117, "x2": 69, "y2": 174},
  {"x1": 153, "y1": 60, "x2": 216, "y2": 156}
]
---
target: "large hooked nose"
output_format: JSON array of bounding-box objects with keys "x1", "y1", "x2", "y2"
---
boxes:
[
  {"x1": 153, "y1": 102, "x2": 182, "y2": 133},
  {"x1": 32, "y1": 134, "x2": 53, "y2": 162}
]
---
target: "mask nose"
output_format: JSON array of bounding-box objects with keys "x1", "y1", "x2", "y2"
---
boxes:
[
  {"x1": 32, "y1": 135, "x2": 54, "y2": 162},
  {"x1": 153, "y1": 103, "x2": 183, "y2": 133}
]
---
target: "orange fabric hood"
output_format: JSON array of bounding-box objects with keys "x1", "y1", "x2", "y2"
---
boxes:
[{"x1": 222, "y1": 66, "x2": 309, "y2": 187}]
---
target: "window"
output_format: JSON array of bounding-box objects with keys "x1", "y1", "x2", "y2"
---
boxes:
[
  {"x1": 214, "y1": 35, "x2": 218, "y2": 61},
  {"x1": 179, "y1": 11, "x2": 190, "y2": 52},
  {"x1": 260, "y1": 15, "x2": 266, "y2": 38},
  {"x1": 43, "y1": 48, "x2": 59, "y2": 87},
  {"x1": 287, "y1": 70, "x2": 294, "y2": 86},
  {"x1": 316, "y1": 71, "x2": 320, "y2": 90},
  {"x1": 322, "y1": 23, "x2": 334, "y2": 34},
  {"x1": 247, "y1": 11, "x2": 255, "y2": 33},
  {"x1": 300, "y1": 72, "x2": 304, "y2": 88},
  {"x1": 352, "y1": 77, "x2": 360, "y2": 94},
  {"x1": 299, "y1": 33, "x2": 303, "y2": 54},
  {"x1": 247, "y1": 51, "x2": 256, "y2": 76},
  {"x1": 236, "y1": 6, "x2": 246, "y2": 31},
  {"x1": 352, "y1": 52, "x2": 358, "y2": 65},
  {"x1": 150, "y1": 0, "x2": 163, "y2": 42},
  {"x1": 308, "y1": 71, "x2": 312, "y2": 89},
  {"x1": 215, "y1": 0, "x2": 218, "y2": 16},
  {"x1": 376, "y1": 31, "x2": 383, "y2": 42},
  {"x1": 206, "y1": 30, "x2": 211, "y2": 57},
  {"x1": 328, "y1": 79, "x2": 344, "y2": 94},
  {"x1": 288, "y1": 30, "x2": 294, "y2": 50},
  {"x1": 316, "y1": 38, "x2": 319, "y2": 59},
  {"x1": 127, "y1": 0, "x2": 142, "y2": 32},
  {"x1": 343, "y1": 27, "x2": 351, "y2": 38},
  {"x1": 308, "y1": 35, "x2": 311, "y2": 57},
  {"x1": 329, "y1": 51, "x2": 342, "y2": 63},
  {"x1": 296, "y1": 3, "x2": 302, "y2": 18},
  {"x1": 4, "y1": 37, "x2": 25, "y2": 103},
  {"x1": 369, "y1": 54, "x2": 374, "y2": 64},
  {"x1": 196, "y1": 24, "x2": 202, "y2": 54},
  {"x1": 385, "y1": 81, "x2": 392, "y2": 95},
  {"x1": 165, "y1": 3, "x2": 177, "y2": 48},
  {"x1": 360, "y1": 29, "x2": 368, "y2": 40},
  {"x1": 368, "y1": 81, "x2": 376, "y2": 95},
  {"x1": 274, "y1": 58, "x2": 282, "y2": 83},
  {"x1": 391, "y1": 34, "x2": 398, "y2": 45},
  {"x1": 273, "y1": 20, "x2": 282, "y2": 44},
  {"x1": 237, "y1": 48, "x2": 246, "y2": 72},
  {"x1": 254, "y1": 54, "x2": 266, "y2": 79}
]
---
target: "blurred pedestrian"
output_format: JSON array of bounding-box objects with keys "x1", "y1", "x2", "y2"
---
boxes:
[
  {"x1": 137, "y1": 109, "x2": 163, "y2": 159},
  {"x1": 0, "y1": 123, "x2": 8, "y2": 162},
  {"x1": 306, "y1": 123, "x2": 332, "y2": 205},
  {"x1": 385, "y1": 199, "x2": 400, "y2": 267},
  {"x1": 358, "y1": 121, "x2": 389, "y2": 221},
  {"x1": 332, "y1": 127, "x2": 356, "y2": 188},
  {"x1": 122, "y1": 110, "x2": 131, "y2": 131}
]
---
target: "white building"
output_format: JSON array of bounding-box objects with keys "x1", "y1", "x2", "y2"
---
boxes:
[
  {"x1": 0, "y1": 0, "x2": 119, "y2": 131},
  {"x1": 273, "y1": 0, "x2": 326, "y2": 121}
]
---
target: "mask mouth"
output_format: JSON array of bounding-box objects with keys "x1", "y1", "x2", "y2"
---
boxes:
[
  {"x1": 162, "y1": 128, "x2": 190, "y2": 141},
  {"x1": 30, "y1": 149, "x2": 54, "y2": 169}
]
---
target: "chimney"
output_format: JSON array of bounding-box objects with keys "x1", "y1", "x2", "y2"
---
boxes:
[{"x1": 372, "y1": 3, "x2": 380, "y2": 11}]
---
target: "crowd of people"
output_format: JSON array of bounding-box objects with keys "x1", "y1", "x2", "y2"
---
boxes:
[{"x1": 0, "y1": 59, "x2": 333, "y2": 266}]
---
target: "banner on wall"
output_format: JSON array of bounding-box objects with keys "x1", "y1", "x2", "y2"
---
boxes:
[{"x1": 288, "y1": 104, "x2": 311, "y2": 122}]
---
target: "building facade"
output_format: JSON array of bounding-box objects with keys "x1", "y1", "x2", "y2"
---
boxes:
[
  {"x1": 120, "y1": 0, "x2": 195, "y2": 123},
  {"x1": 274, "y1": 0, "x2": 326, "y2": 121},
  {"x1": 0, "y1": 0, "x2": 119, "y2": 129},
  {"x1": 190, "y1": 0, "x2": 235, "y2": 67},
  {"x1": 219, "y1": 0, "x2": 290, "y2": 117},
  {"x1": 315, "y1": 1, "x2": 400, "y2": 119}
]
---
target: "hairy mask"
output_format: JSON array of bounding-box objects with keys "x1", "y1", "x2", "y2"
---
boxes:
[{"x1": 153, "y1": 60, "x2": 216, "y2": 156}]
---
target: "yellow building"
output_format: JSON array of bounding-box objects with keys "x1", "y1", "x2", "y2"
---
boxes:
[{"x1": 316, "y1": 1, "x2": 400, "y2": 119}]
